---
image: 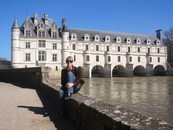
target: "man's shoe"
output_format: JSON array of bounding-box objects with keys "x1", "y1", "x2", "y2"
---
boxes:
[{"x1": 65, "y1": 93, "x2": 72, "y2": 100}]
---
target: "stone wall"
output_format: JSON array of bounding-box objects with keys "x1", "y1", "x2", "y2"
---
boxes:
[
  {"x1": 166, "y1": 70, "x2": 173, "y2": 76},
  {"x1": 0, "y1": 67, "x2": 42, "y2": 87},
  {"x1": 0, "y1": 67, "x2": 173, "y2": 130}
]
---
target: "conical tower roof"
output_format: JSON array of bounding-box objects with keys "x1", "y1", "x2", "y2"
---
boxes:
[{"x1": 11, "y1": 18, "x2": 19, "y2": 29}]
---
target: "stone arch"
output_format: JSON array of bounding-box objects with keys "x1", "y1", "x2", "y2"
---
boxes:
[
  {"x1": 78, "y1": 66, "x2": 84, "y2": 78},
  {"x1": 112, "y1": 65, "x2": 127, "y2": 77},
  {"x1": 154, "y1": 65, "x2": 166, "y2": 76},
  {"x1": 134, "y1": 65, "x2": 147, "y2": 76},
  {"x1": 92, "y1": 65, "x2": 105, "y2": 77}
]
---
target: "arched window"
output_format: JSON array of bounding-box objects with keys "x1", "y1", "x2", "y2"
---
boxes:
[
  {"x1": 86, "y1": 55, "x2": 90, "y2": 61},
  {"x1": 86, "y1": 45, "x2": 89, "y2": 50},
  {"x1": 96, "y1": 45, "x2": 99, "y2": 51},
  {"x1": 108, "y1": 56, "x2": 111, "y2": 62},
  {"x1": 129, "y1": 56, "x2": 132, "y2": 62},
  {"x1": 107, "y1": 46, "x2": 109, "y2": 51},
  {"x1": 138, "y1": 57, "x2": 140, "y2": 62},
  {"x1": 118, "y1": 46, "x2": 120, "y2": 52},
  {"x1": 158, "y1": 57, "x2": 160, "y2": 62},
  {"x1": 148, "y1": 48, "x2": 150, "y2": 53},
  {"x1": 118, "y1": 56, "x2": 121, "y2": 62},
  {"x1": 150, "y1": 57, "x2": 152, "y2": 62},
  {"x1": 96, "y1": 56, "x2": 99, "y2": 62},
  {"x1": 128, "y1": 47, "x2": 130, "y2": 52},
  {"x1": 138, "y1": 47, "x2": 140, "y2": 52},
  {"x1": 158, "y1": 48, "x2": 160, "y2": 53}
]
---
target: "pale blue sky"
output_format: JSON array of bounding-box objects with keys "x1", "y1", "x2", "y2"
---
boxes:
[{"x1": 0, "y1": 0, "x2": 172, "y2": 61}]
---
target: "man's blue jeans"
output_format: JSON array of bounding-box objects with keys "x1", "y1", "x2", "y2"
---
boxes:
[{"x1": 58, "y1": 71, "x2": 82, "y2": 113}]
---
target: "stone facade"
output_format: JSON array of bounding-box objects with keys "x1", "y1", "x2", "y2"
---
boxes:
[{"x1": 11, "y1": 13, "x2": 167, "y2": 77}]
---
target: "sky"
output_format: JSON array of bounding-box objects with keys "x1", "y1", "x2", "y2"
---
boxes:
[{"x1": 0, "y1": 0, "x2": 173, "y2": 61}]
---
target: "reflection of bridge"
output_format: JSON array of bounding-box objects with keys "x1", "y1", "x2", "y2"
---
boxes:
[{"x1": 78, "y1": 64, "x2": 166, "y2": 78}]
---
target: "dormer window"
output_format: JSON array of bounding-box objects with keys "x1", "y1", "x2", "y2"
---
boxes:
[
  {"x1": 94, "y1": 35, "x2": 100, "y2": 42},
  {"x1": 52, "y1": 32, "x2": 57, "y2": 38},
  {"x1": 146, "y1": 39, "x2": 151, "y2": 45},
  {"x1": 105, "y1": 35, "x2": 110, "y2": 42},
  {"x1": 126, "y1": 37, "x2": 131, "y2": 43},
  {"x1": 136, "y1": 38, "x2": 141, "y2": 44},
  {"x1": 71, "y1": 33, "x2": 77, "y2": 40},
  {"x1": 156, "y1": 39, "x2": 160, "y2": 45},
  {"x1": 116, "y1": 36, "x2": 121, "y2": 43},
  {"x1": 26, "y1": 30, "x2": 31, "y2": 37},
  {"x1": 84, "y1": 34, "x2": 90, "y2": 41}
]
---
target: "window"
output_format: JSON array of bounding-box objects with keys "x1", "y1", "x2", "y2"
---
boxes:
[
  {"x1": 158, "y1": 57, "x2": 160, "y2": 62},
  {"x1": 138, "y1": 47, "x2": 140, "y2": 52},
  {"x1": 53, "y1": 32, "x2": 57, "y2": 38},
  {"x1": 156, "y1": 40, "x2": 160, "y2": 45},
  {"x1": 73, "y1": 44, "x2": 76, "y2": 50},
  {"x1": 53, "y1": 43, "x2": 57, "y2": 49},
  {"x1": 129, "y1": 56, "x2": 132, "y2": 62},
  {"x1": 118, "y1": 56, "x2": 121, "y2": 62},
  {"x1": 146, "y1": 39, "x2": 150, "y2": 44},
  {"x1": 116, "y1": 36, "x2": 121, "y2": 43},
  {"x1": 150, "y1": 57, "x2": 152, "y2": 62},
  {"x1": 38, "y1": 31, "x2": 45, "y2": 38},
  {"x1": 118, "y1": 46, "x2": 120, "y2": 52},
  {"x1": 95, "y1": 35, "x2": 100, "y2": 41},
  {"x1": 71, "y1": 33, "x2": 77, "y2": 40},
  {"x1": 86, "y1": 55, "x2": 90, "y2": 61},
  {"x1": 52, "y1": 54, "x2": 57, "y2": 61},
  {"x1": 148, "y1": 48, "x2": 150, "y2": 53},
  {"x1": 84, "y1": 34, "x2": 90, "y2": 41},
  {"x1": 158, "y1": 48, "x2": 160, "y2": 53},
  {"x1": 105, "y1": 36, "x2": 110, "y2": 42},
  {"x1": 96, "y1": 45, "x2": 99, "y2": 51},
  {"x1": 26, "y1": 53, "x2": 30, "y2": 61},
  {"x1": 107, "y1": 46, "x2": 109, "y2": 51},
  {"x1": 127, "y1": 37, "x2": 131, "y2": 43},
  {"x1": 39, "y1": 40, "x2": 46, "y2": 48},
  {"x1": 136, "y1": 38, "x2": 141, "y2": 44},
  {"x1": 74, "y1": 55, "x2": 76, "y2": 61},
  {"x1": 96, "y1": 56, "x2": 99, "y2": 62},
  {"x1": 138, "y1": 57, "x2": 140, "y2": 62},
  {"x1": 42, "y1": 31, "x2": 45, "y2": 37},
  {"x1": 26, "y1": 30, "x2": 30, "y2": 37},
  {"x1": 128, "y1": 47, "x2": 130, "y2": 52},
  {"x1": 26, "y1": 42, "x2": 30, "y2": 48},
  {"x1": 108, "y1": 56, "x2": 111, "y2": 62},
  {"x1": 86, "y1": 45, "x2": 88, "y2": 51},
  {"x1": 38, "y1": 51, "x2": 46, "y2": 61}
]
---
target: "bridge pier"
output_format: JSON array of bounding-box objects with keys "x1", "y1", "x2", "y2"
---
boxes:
[
  {"x1": 126, "y1": 64, "x2": 134, "y2": 77},
  {"x1": 146, "y1": 64, "x2": 154, "y2": 76}
]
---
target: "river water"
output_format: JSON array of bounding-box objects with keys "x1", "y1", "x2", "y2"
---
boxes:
[{"x1": 51, "y1": 76, "x2": 173, "y2": 124}]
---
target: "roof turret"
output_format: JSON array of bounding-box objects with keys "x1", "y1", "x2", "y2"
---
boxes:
[
  {"x1": 61, "y1": 18, "x2": 69, "y2": 32},
  {"x1": 11, "y1": 18, "x2": 19, "y2": 29}
]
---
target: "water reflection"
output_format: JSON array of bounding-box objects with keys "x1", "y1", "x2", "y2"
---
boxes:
[{"x1": 51, "y1": 76, "x2": 173, "y2": 124}]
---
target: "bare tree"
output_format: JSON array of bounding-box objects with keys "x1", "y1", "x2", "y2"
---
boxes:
[{"x1": 163, "y1": 27, "x2": 173, "y2": 68}]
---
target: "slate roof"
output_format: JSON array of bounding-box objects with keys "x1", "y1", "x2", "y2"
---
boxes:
[
  {"x1": 18, "y1": 16, "x2": 59, "y2": 38},
  {"x1": 69, "y1": 28, "x2": 159, "y2": 44},
  {"x1": 11, "y1": 19, "x2": 19, "y2": 29}
]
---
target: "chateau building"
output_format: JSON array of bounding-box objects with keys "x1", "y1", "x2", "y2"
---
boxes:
[{"x1": 11, "y1": 13, "x2": 167, "y2": 78}]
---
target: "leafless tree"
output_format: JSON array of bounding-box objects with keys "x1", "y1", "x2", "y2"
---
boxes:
[{"x1": 163, "y1": 27, "x2": 173, "y2": 68}]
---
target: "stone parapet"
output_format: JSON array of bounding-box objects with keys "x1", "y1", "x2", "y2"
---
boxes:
[{"x1": 0, "y1": 67, "x2": 173, "y2": 129}]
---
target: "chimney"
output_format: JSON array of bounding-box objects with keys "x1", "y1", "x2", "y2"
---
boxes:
[
  {"x1": 156, "y1": 29, "x2": 162, "y2": 44},
  {"x1": 44, "y1": 14, "x2": 48, "y2": 25},
  {"x1": 33, "y1": 13, "x2": 38, "y2": 25}
]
